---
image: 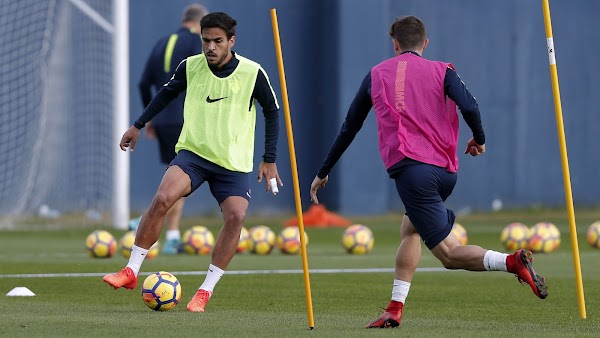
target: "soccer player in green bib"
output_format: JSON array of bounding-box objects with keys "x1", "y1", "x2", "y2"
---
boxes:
[{"x1": 104, "y1": 12, "x2": 283, "y2": 313}]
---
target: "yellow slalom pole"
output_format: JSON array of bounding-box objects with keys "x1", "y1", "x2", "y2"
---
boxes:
[
  {"x1": 541, "y1": 0, "x2": 586, "y2": 319},
  {"x1": 270, "y1": 8, "x2": 315, "y2": 329}
]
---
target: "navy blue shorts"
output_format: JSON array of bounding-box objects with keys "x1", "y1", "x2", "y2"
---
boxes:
[
  {"x1": 392, "y1": 161, "x2": 457, "y2": 250},
  {"x1": 155, "y1": 124, "x2": 182, "y2": 164},
  {"x1": 169, "y1": 150, "x2": 251, "y2": 204}
]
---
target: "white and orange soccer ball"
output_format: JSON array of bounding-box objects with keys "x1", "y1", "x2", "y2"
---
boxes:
[
  {"x1": 527, "y1": 222, "x2": 560, "y2": 253},
  {"x1": 452, "y1": 223, "x2": 468, "y2": 246},
  {"x1": 119, "y1": 231, "x2": 159, "y2": 259},
  {"x1": 85, "y1": 230, "x2": 117, "y2": 258},
  {"x1": 247, "y1": 225, "x2": 277, "y2": 255},
  {"x1": 237, "y1": 226, "x2": 249, "y2": 253},
  {"x1": 500, "y1": 222, "x2": 529, "y2": 251},
  {"x1": 182, "y1": 226, "x2": 215, "y2": 255},
  {"x1": 586, "y1": 221, "x2": 600, "y2": 249},
  {"x1": 141, "y1": 271, "x2": 181, "y2": 311},
  {"x1": 342, "y1": 224, "x2": 374, "y2": 255},
  {"x1": 277, "y1": 226, "x2": 309, "y2": 255}
]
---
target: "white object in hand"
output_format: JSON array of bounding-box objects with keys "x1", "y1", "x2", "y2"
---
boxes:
[{"x1": 269, "y1": 178, "x2": 279, "y2": 195}]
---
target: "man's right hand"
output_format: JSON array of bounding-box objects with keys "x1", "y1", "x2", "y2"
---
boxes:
[
  {"x1": 310, "y1": 175, "x2": 329, "y2": 205},
  {"x1": 464, "y1": 138, "x2": 485, "y2": 157},
  {"x1": 119, "y1": 126, "x2": 141, "y2": 151}
]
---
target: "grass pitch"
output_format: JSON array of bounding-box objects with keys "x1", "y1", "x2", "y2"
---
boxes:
[{"x1": 1, "y1": 209, "x2": 600, "y2": 337}]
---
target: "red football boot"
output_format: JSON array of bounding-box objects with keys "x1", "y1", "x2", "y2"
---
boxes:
[
  {"x1": 365, "y1": 301, "x2": 403, "y2": 328},
  {"x1": 507, "y1": 249, "x2": 548, "y2": 299}
]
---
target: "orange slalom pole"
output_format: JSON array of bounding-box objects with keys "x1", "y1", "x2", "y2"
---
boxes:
[
  {"x1": 270, "y1": 8, "x2": 315, "y2": 329},
  {"x1": 542, "y1": 0, "x2": 586, "y2": 318}
]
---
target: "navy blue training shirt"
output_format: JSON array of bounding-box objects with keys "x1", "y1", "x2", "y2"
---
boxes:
[
  {"x1": 135, "y1": 52, "x2": 280, "y2": 163},
  {"x1": 317, "y1": 51, "x2": 485, "y2": 179},
  {"x1": 138, "y1": 27, "x2": 202, "y2": 126}
]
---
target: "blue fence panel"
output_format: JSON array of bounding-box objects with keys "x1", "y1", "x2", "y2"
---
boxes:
[{"x1": 129, "y1": 0, "x2": 600, "y2": 216}]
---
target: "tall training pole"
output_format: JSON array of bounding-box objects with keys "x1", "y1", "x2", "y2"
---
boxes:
[
  {"x1": 541, "y1": 0, "x2": 586, "y2": 319},
  {"x1": 270, "y1": 8, "x2": 315, "y2": 329}
]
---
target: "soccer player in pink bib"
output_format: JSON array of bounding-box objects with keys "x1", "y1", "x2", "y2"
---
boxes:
[{"x1": 309, "y1": 15, "x2": 547, "y2": 329}]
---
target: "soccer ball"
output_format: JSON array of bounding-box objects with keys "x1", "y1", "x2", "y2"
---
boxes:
[
  {"x1": 277, "y1": 226, "x2": 309, "y2": 255},
  {"x1": 182, "y1": 226, "x2": 215, "y2": 255},
  {"x1": 247, "y1": 225, "x2": 276, "y2": 255},
  {"x1": 342, "y1": 224, "x2": 374, "y2": 255},
  {"x1": 587, "y1": 221, "x2": 600, "y2": 249},
  {"x1": 527, "y1": 222, "x2": 560, "y2": 253},
  {"x1": 85, "y1": 230, "x2": 117, "y2": 258},
  {"x1": 119, "y1": 231, "x2": 159, "y2": 259},
  {"x1": 452, "y1": 223, "x2": 468, "y2": 246},
  {"x1": 500, "y1": 222, "x2": 529, "y2": 251},
  {"x1": 237, "y1": 226, "x2": 249, "y2": 253},
  {"x1": 141, "y1": 271, "x2": 181, "y2": 311}
]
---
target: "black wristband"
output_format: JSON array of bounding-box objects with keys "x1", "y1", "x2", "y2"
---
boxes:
[
  {"x1": 474, "y1": 134, "x2": 485, "y2": 146},
  {"x1": 133, "y1": 121, "x2": 145, "y2": 129},
  {"x1": 262, "y1": 156, "x2": 276, "y2": 163}
]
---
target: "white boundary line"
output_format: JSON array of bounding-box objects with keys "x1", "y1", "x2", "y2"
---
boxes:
[{"x1": 0, "y1": 267, "x2": 451, "y2": 279}]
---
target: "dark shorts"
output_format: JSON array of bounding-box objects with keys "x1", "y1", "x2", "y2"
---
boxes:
[
  {"x1": 154, "y1": 124, "x2": 182, "y2": 164},
  {"x1": 169, "y1": 150, "x2": 251, "y2": 204},
  {"x1": 392, "y1": 161, "x2": 457, "y2": 250}
]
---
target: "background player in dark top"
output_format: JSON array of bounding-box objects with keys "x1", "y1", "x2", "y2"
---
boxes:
[
  {"x1": 137, "y1": 3, "x2": 208, "y2": 254},
  {"x1": 309, "y1": 15, "x2": 548, "y2": 329}
]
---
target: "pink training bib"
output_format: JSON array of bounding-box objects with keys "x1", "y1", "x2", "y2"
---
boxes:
[{"x1": 371, "y1": 53, "x2": 459, "y2": 172}]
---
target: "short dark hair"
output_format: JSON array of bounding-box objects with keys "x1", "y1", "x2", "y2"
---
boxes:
[
  {"x1": 388, "y1": 16, "x2": 426, "y2": 50},
  {"x1": 200, "y1": 12, "x2": 237, "y2": 39},
  {"x1": 182, "y1": 3, "x2": 208, "y2": 23}
]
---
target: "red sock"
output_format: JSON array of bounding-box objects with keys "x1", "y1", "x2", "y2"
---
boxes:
[
  {"x1": 386, "y1": 300, "x2": 404, "y2": 313},
  {"x1": 506, "y1": 252, "x2": 517, "y2": 273}
]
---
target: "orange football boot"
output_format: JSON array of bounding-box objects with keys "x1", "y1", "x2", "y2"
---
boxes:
[
  {"x1": 187, "y1": 289, "x2": 213, "y2": 312},
  {"x1": 102, "y1": 267, "x2": 137, "y2": 290}
]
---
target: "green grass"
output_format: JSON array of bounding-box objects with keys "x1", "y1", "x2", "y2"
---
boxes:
[{"x1": 1, "y1": 209, "x2": 600, "y2": 337}]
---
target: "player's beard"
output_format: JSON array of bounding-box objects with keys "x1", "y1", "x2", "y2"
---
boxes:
[{"x1": 207, "y1": 51, "x2": 229, "y2": 69}]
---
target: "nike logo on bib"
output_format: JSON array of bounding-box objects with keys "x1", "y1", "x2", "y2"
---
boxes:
[{"x1": 206, "y1": 95, "x2": 228, "y2": 103}]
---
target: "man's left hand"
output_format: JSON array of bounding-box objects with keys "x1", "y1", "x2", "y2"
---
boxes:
[{"x1": 257, "y1": 162, "x2": 283, "y2": 194}]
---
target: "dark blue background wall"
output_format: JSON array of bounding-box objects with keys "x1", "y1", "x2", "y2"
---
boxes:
[{"x1": 128, "y1": 0, "x2": 600, "y2": 217}]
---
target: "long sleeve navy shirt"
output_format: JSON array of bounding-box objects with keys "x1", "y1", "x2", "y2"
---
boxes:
[
  {"x1": 138, "y1": 27, "x2": 202, "y2": 126},
  {"x1": 317, "y1": 52, "x2": 485, "y2": 179},
  {"x1": 134, "y1": 52, "x2": 280, "y2": 163}
]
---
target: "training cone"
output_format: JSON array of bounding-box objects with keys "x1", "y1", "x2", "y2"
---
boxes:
[
  {"x1": 284, "y1": 204, "x2": 351, "y2": 228},
  {"x1": 6, "y1": 287, "x2": 36, "y2": 296}
]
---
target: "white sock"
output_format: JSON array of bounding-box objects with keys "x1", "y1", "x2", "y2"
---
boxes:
[
  {"x1": 391, "y1": 279, "x2": 411, "y2": 303},
  {"x1": 483, "y1": 250, "x2": 509, "y2": 271},
  {"x1": 199, "y1": 264, "x2": 225, "y2": 292},
  {"x1": 126, "y1": 244, "x2": 148, "y2": 276},
  {"x1": 166, "y1": 230, "x2": 181, "y2": 241}
]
